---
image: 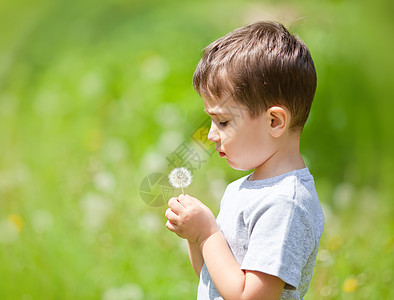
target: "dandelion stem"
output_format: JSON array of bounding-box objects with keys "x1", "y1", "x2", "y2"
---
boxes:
[{"x1": 182, "y1": 186, "x2": 184, "y2": 195}]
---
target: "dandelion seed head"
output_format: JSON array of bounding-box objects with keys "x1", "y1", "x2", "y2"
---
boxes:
[{"x1": 168, "y1": 167, "x2": 192, "y2": 189}]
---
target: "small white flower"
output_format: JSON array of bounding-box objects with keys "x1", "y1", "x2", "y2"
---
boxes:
[
  {"x1": 32, "y1": 210, "x2": 54, "y2": 234},
  {"x1": 0, "y1": 218, "x2": 19, "y2": 244},
  {"x1": 80, "y1": 193, "x2": 112, "y2": 232},
  {"x1": 168, "y1": 167, "x2": 192, "y2": 193},
  {"x1": 93, "y1": 171, "x2": 116, "y2": 192},
  {"x1": 102, "y1": 283, "x2": 144, "y2": 300}
]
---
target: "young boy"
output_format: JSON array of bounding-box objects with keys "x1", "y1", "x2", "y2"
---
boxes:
[{"x1": 165, "y1": 21, "x2": 325, "y2": 300}]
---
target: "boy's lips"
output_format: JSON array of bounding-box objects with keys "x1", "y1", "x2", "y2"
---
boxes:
[{"x1": 218, "y1": 151, "x2": 226, "y2": 158}]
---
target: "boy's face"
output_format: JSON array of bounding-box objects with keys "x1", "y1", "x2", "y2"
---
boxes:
[{"x1": 203, "y1": 95, "x2": 278, "y2": 172}]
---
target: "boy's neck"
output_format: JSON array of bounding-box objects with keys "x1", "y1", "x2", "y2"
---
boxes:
[{"x1": 249, "y1": 132, "x2": 305, "y2": 181}]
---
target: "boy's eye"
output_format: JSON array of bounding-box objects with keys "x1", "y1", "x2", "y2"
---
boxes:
[{"x1": 219, "y1": 121, "x2": 228, "y2": 127}]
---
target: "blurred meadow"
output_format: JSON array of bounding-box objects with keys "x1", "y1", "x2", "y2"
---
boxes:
[{"x1": 1, "y1": 0, "x2": 393, "y2": 299}]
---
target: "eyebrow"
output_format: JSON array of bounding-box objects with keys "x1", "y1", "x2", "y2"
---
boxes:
[{"x1": 203, "y1": 109, "x2": 224, "y2": 116}]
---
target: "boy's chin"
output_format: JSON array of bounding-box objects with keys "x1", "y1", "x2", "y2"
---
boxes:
[{"x1": 227, "y1": 159, "x2": 253, "y2": 171}]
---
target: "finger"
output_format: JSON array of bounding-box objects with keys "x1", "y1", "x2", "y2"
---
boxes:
[
  {"x1": 168, "y1": 197, "x2": 178, "y2": 206},
  {"x1": 166, "y1": 220, "x2": 178, "y2": 232},
  {"x1": 165, "y1": 208, "x2": 178, "y2": 224},
  {"x1": 168, "y1": 197, "x2": 185, "y2": 214},
  {"x1": 186, "y1": 194, "x2": 207, "y2": 208},
  {"x1": 178, "y1": 193, "x2": 195, "y2": 206},
  {"x1": 185, "y1": 194, "x2": 201, "y2": 202}
]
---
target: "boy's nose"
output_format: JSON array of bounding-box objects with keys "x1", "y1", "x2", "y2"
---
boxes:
[{"x1": 207, "y1": 122, "x2": 220, "y2": 143}]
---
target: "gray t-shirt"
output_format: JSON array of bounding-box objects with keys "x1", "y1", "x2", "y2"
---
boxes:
[{"x1": 197, "y1": 168, "x2": 325, "y2": 300}]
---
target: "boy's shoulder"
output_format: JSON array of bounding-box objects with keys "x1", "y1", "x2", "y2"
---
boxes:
[
  {"x1": 227, "y1": 168, "x2": 314, "y2": 191},
  {"x1": 223, "y1": 173, "x2": 251, "y2": 195},
  {"x1": 224, "y1": 168, "x2": 318, "y2": 209},
  {"x1": 219, "y1": 168, "x2": 324, "y2": 241}
]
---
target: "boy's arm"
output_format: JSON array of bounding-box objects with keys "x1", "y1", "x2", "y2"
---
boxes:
[
  {"x1": 166, "y1": 194, "x2": 285, "y2": 300},
  {"x1": 201, "y1": 231, "x2": 285, "y2": 300},
  {"x1": 187, "y1": 240, "x2": 204, "y2": 277}
]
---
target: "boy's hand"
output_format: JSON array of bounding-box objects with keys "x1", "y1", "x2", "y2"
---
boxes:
[{"x1": 165, "y1": 194, "x2": 219, "y2": 247}]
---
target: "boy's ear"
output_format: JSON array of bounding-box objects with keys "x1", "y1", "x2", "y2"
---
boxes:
[{"x1": 267, "y1": 106, "x2": 288, "y2": 138}]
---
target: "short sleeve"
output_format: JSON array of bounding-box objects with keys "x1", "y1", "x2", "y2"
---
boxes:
[{"x1": 241, "y1": 199, "x2": 316, "y2": 290}]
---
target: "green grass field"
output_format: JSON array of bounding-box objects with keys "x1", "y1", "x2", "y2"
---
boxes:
[{"x1": 1, "y1": 0, "x2": 393, "y2": 299}]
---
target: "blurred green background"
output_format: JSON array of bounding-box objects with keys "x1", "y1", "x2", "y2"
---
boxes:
[{"x1": 1, "y1": 0, "x2": 393, "y2": 299}]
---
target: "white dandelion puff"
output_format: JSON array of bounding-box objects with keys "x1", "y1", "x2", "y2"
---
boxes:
[{"x1": 168, "y1": 167, "x2": 192, "y2": 194}]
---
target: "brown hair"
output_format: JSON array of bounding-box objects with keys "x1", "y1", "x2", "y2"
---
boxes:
[{"x1": 193, "y1": 21, "x2": 317, "y2": 131}]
